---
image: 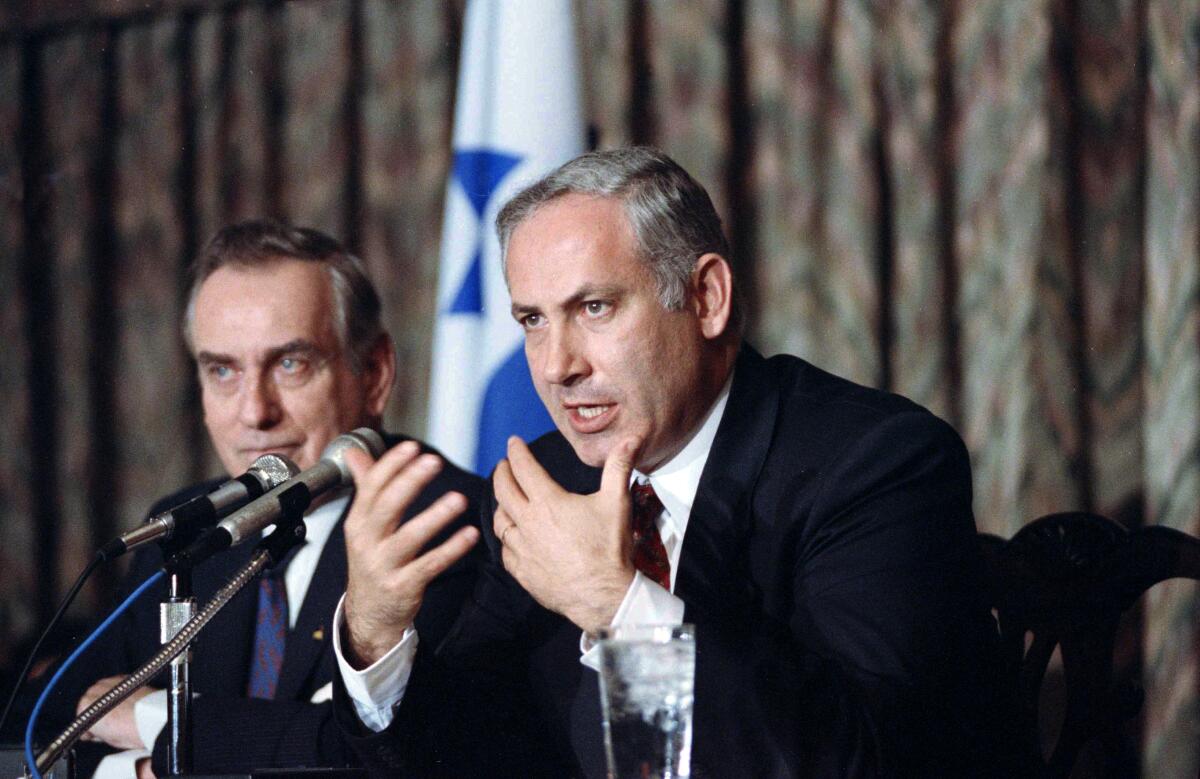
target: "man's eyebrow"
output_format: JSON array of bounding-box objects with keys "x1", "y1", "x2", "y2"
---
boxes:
[
  {"x1": 195, "y1": 350, "x2": 232, "y2": 365},
  {"x1": 570, "y1": 283, "x2": 623, "y2": 302},
  {"x1": 195, "y1": 340, "x2": 323, "y2": 365},
  {"x1": 511, "y1": 302, "x2": 541, "y2": 320},
  {"x1": 261, "y1": 340, "x2": 323, "y2": 363},
  {"x1": 510, "y1": 284, "x2": 624, "y2": 319}
]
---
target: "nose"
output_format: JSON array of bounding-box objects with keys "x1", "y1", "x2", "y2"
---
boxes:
[
  {"x1": 539, "y1": 325, "x2": 588, "y2": 387},
  {"x1": 237, "y1": 370, "x2": 283, "y2": 429}
]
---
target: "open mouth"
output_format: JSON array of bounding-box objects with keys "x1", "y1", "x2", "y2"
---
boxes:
[{"x1": 565, "y1": 403, "x2": 616, "y2": 433}]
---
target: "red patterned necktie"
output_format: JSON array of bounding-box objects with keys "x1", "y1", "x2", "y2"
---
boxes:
[
  {"x1": 246, "y1": 572, "x2": 288, "y2": 699},
  {"x1": 630, "y1": 481, "x2": 671, "y2": 590}
]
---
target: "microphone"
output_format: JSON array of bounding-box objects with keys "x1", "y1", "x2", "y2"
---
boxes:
[
  {"x1": 172, "y1": 428, "x2": 385, "y2": 568},
  {"x1": 101, "y1": 453, "x2": 301, "y2": 559}
]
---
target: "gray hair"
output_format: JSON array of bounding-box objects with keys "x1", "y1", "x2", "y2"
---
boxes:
[
  {"x1": 182, "y1": 219, "x2": 385, "y2": 373},
  {"x1": 496, "y1": 147, "x2": 743, "y2": 332}
]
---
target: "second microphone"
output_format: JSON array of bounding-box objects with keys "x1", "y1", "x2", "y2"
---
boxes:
[{"x1": 171, "y1": 428, "x2": 385, "y2": 569}]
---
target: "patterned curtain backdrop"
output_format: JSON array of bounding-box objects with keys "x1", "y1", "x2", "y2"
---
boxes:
[{"x1": 0, "y1": 0, "x2": 1196, "y2": 774}]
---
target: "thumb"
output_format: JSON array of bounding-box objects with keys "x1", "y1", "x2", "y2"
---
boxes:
[{"x1": 599, "y1": 436, "x2": 641, "y2": 499}]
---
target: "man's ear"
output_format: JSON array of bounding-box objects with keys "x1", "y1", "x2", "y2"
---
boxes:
[
  {"x1": 690, "y1": 253, "x2": 733, "y2": 340},
  {"x1": 362, "y1": 333, "x2": 397, "y2": 418}
]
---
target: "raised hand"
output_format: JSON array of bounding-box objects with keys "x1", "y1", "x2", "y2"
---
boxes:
[
  {"x1": 342, "y1": 441, "x2": 479, "y2": 668},
  {"x1": 492, "y1": 435, "x2": 641, "y2": 633}
]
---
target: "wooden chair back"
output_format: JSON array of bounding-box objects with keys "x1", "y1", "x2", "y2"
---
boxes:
[{"x1": 978, "y1": 511, "x2": 1200, "y2": 777}]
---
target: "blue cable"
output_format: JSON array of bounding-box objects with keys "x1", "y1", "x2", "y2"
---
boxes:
[{"x1": 24, "y1": 569, "x2": 165, "y2": 779}]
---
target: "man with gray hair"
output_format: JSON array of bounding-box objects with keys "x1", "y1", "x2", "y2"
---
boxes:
[
  {"x1": 50, "y1": 220, "x2": 482, "y2": 778},
  {"x1": 331, "y1": 148, "x2": 1017, "y2": 776}
]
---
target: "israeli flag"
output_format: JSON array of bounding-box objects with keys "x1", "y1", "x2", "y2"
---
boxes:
[{"x1": 427, "y1": 0, "x2": 585, "y2": 475}]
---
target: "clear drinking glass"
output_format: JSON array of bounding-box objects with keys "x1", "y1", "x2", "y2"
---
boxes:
[{"x1": 595, "y1": 623, "x2": 695, "y2": 779}]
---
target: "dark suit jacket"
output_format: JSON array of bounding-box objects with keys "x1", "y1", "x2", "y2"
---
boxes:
[
  {"x1": 335, "y1": 348, "x2": 1022, "y2": 777},
  {"x1": 42, "y1": 434, "x2": 483, "y2": 777}
]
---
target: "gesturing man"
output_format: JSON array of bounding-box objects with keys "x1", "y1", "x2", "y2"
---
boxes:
[
  {"x1": 333, "y1": 148, "x2": 1018, "y2": 776},
  {"x1": 48, "y1": 221, "x2": 481, "y2": 778}
]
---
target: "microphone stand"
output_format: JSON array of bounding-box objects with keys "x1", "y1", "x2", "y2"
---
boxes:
[
  {"x1": 34, "y1": 485, "x2": 311, "y2": 777},
  {"x1": 163, "y1": 563, "x2": 195, "y2": 775}
]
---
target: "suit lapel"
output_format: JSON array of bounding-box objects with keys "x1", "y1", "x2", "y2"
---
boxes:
[
  {"x1": 275, "y1": 509, "x2": 348, "y2": 701},
  {"x1": 674, "y1": 346, "x2": 779, "y2": 612},
  {"x1": 194, "y1": 540, "x2": 260, "y2": 696}
]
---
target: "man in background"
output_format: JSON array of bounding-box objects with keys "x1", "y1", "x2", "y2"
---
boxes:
[
  {"x1": 331, "y1": 148, "x2": 1018, "y2": 776},
  {"x1": 49, "y1": 220, "x2": 481, "y2": 778}
]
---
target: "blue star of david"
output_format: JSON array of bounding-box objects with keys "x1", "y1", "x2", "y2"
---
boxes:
[{"x1": 447, "y1": 149, "x2": 523, "y2": 314}]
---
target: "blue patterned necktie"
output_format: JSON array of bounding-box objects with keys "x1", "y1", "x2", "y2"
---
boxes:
[{"x1": 247, "y1": 571, "x2": 288, "y2": 699}]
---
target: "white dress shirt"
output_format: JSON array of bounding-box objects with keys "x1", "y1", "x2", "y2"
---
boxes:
[
  {"x1": 93, "y1": 494, "x2": 349, "y2": 779},
  {"x1": 335, "y1": 377, "x2": 733, "y2": 732}
]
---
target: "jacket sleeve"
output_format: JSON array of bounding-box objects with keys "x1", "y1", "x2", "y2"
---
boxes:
[
  {"x1": 331, "y1": 484, "x2": 566, "y2": 778},
  {"x1": 150, "y1": 697, "x2": 350, "y2": 774}
]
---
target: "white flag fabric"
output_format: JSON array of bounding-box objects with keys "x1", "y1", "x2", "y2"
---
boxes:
[{"x1": 427, "y1": 0, "x2": 586, "y2": 474}]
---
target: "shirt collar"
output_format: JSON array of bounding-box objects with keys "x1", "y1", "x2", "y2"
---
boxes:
[
  {"x1": 631, "y1": 371, "x2": 734, "y2": 540},
  {"x1": 303, "y1": 493, "x2": 348, "y2": 547}
]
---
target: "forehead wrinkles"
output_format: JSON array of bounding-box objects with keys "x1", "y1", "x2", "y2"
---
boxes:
[
  {"x1": 507, "y1": 200, "x2": 645, "y2": 306},
  {"x1": 194, "y1": 264, "x2": 338, "y2": 347}
]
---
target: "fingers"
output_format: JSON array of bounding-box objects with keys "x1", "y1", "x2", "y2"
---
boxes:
[
  {"x1": 368, "y1": 453, "x2": 446, "y2": 534},
  {"x1": 346, "y1": 442, "x2": 445, "y2": 539},
  {"x1": 492, "y1": 458, "x2": 526, "y2": 516},
  {"x1": 400, "y1": 524, "x2": 480, "y2": 586},
  {"x1": 599, "y1": 436, "x2": 642, "y2": 498},
  {"x1": 77, "y1": 677, "x2": 119, "y2": 715},
  {"x1": 384, "y1": 490, "x2": 470, "y2": 564},
  {"x1": 349, "y1": 440, "x2": 419, "y2": 497},
  {"x1": 342, "y1": 483, "x2": 478, "y2": 667},
  {"x1": 493, "y1": 504, "x2": 516, "y2": 547},
  {"x1": 504, "y1": 436, "x2": 563, "y2": 502},
  {"x1": 342, "y1": 445, "x2": 382, "y2": 486}
]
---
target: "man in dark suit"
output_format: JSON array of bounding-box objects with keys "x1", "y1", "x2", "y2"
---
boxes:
[
  {"x1": 331, "y1": 148, "x2": 1018, "y2": 776},
  {"x1": 52, "y1": 221, "x2": 482, "y2": 778}
]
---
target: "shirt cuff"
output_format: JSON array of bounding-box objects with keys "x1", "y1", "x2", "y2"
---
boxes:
[
  {"x1": 133, "y1": 689, "x2": 167, "y2": 752},
  {"x1": 579, "y1": 571, "x2": 686, "y2": 671},
  {"x1": 332, "y1": 594, "x2": 418, "y2": 732},
  {"x1": 93, "y1": 749, "x2": 151, "y2": 779}
]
